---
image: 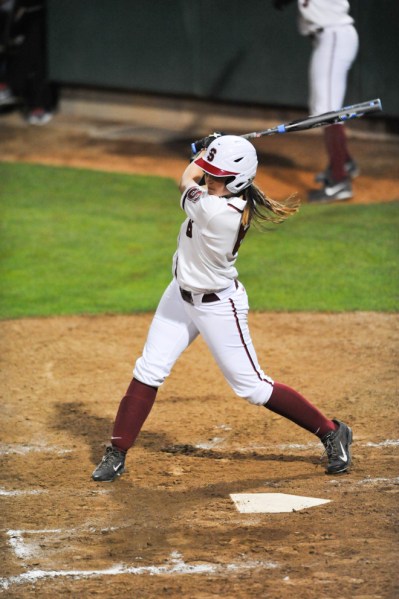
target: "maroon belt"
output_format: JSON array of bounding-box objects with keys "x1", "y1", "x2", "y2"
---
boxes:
[
  {"x1": 180, "y1": 288, "x2": 219, "y2": 304},
  {"x1": 179, "y1": 280, "x2": 238, "y2": 305}
]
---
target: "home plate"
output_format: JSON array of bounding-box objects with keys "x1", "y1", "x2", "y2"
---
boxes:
[{"x1": 230, "y1": 493, "x2": 331, "y2": 513}]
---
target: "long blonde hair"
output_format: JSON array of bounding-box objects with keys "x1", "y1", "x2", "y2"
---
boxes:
[{"x1": 241, "y1": 183, "x2": 300, "y2": 227}]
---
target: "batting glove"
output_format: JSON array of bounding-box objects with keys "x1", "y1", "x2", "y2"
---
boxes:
[{"x1": 190, "y1": 131, "x2": 224, "y2": 156}]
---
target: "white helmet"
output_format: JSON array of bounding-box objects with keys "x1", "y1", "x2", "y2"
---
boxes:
[{"x1": 194, "y1": 135, "x2": 258, "y2": 194}]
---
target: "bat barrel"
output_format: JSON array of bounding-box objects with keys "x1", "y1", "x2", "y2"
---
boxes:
[{"x1": 343, "y1": 98, "x2": 381, "y2": 112}]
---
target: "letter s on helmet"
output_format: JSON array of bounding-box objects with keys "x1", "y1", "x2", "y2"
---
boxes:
[{"x1": 194, "y1": 135, "x2": 258, "y2": 194}]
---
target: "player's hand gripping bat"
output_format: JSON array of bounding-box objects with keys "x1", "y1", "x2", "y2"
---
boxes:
[{"x1": 190, "y1": 98, "x2": 382, "y2": 155}]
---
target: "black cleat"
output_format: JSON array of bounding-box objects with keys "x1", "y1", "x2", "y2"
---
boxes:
[
  {"x1": 321, "y1": 419, "x2": 353, "y2": 474},
  {"x1": 92, "y1": 446, "x2": 126, "y2": 482}
]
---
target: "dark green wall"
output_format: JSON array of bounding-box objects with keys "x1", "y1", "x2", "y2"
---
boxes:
[{"x1": 47, "y1": 0, "x2": 399, "y2": 117}]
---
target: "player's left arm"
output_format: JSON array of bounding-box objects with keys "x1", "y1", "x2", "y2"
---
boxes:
[{"x1": 179, "y1": 149, "x2": 206, "y2": 194}]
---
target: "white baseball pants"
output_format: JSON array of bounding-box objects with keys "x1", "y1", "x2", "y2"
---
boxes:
[
  {"x1": 309, "y1": 24, "x2": 359, "y2": 114},
  {"x1": 134, "y1": 278, "x2": 274, "y2": 405}
]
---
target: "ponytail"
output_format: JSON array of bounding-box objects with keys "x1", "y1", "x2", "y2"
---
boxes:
[{"x1": 241, "y1": 183, "x2": 300, "y2": 227}]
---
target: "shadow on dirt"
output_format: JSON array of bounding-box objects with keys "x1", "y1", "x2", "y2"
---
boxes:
[
  {"x1": 161, "y1": 443, "x2": 321, "y2": 465},
  {"x1": 51, "y1": 401, "x2": 172, "y2": 465},
  {"x1": 51, "y1": 401, "x2": 321, "y2": 468}
]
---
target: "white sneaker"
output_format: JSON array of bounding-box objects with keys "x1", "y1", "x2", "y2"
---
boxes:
[
  {"x1": 27, "y1": 109, "x2": 53, "y2": 126},
  {"x1": 0, "y1": 84, "x2": 17, "y2": 106},
  {"x1": 308, "y1": 179, "x2": 353, "y2": 203}
]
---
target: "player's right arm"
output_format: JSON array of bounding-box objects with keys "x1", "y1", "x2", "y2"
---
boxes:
[{"x1": 179, "y1": 150, "x2": 206, "y2": 194}]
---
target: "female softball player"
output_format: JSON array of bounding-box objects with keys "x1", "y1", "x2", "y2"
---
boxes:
[{"x1": 92, "y1": 134, "x2": 352, "y2": 482}]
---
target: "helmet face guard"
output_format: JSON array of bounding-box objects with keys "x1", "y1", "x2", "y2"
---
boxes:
[{"x1": 194, "y1": 135, "x2": 258, "y2": 194}]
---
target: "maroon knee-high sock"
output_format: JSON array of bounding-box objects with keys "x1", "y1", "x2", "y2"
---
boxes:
[
  {"x1": 111, "y1": 378, "x2": 158, "y2": 453},
  {"x1": 265, "y1": 382, "x2": 337, "y2": 439},
  {"x1": 324, "y1": 124, "x2": 350, "y2": 182}
]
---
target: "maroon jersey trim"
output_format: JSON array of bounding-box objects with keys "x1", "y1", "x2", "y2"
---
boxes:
[{"x1": 227, "y1": 203, "x2": 244, "y2": 214}]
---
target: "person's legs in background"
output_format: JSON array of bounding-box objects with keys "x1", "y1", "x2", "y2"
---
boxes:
[{"x1": 308, "y1": 25, "x2": 359, "y2": 202}]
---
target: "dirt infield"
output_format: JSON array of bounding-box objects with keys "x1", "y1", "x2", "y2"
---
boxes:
[
  {"x1": 1, "y1": 107, "x2": 399, "y2": 598},
  {"x1": 1, "y1": 313, "x2": 398, "y2": 598}
]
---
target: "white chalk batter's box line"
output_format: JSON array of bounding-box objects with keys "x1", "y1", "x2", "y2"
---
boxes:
[
  {"x1": 5, "y1": 526, "x2": 123, "y2": 560},
  {"x1": 0, "y1": 443, "x2": 73, "y2": 455},
  {"x1": 0, "y1": 489, "x2": 47, "y2": 497},
  {"x1": 1, "y1": 439, "x2": 398, "y2": 457},
  {"x1": 0, "y1": 539, "x2": 278, "y2": 591},
  {"x1": 0, "y1": 486, "x2": 111, "y2": 497},
  {"x1": 194, "y1": 439, "x2": 399, "y2": 451}
]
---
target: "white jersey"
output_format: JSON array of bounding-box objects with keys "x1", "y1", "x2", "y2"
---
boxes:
[
  {"x1": 172, "y1": 185, "x2": 247, "y2": 293},
  {"x1": 297, "y1": 0, "x2": 354, "y2": 36}
]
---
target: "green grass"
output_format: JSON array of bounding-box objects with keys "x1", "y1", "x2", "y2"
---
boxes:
[
  {"x1": 0, "y1": 162, "x2": 398, "y2": 318},
  {"x1": 242, "y1": 201, "x2": 399, "y2": 311}
]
